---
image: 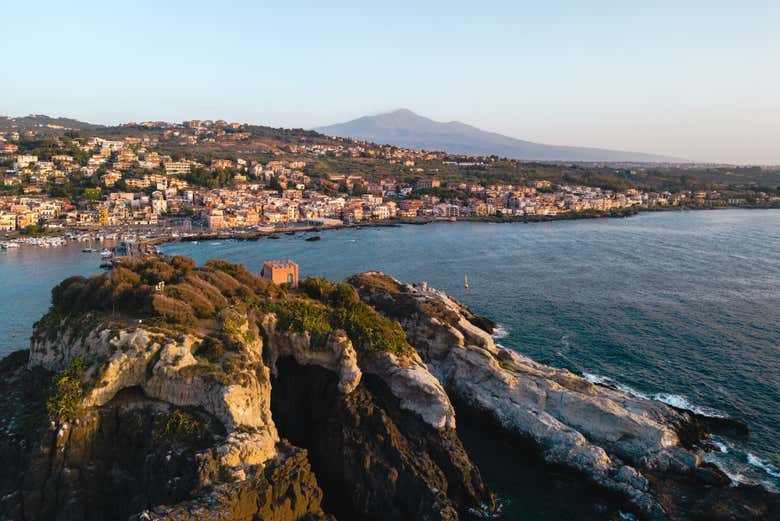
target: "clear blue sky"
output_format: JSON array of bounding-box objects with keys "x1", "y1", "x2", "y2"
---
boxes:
[{"x1": 3, "y1": 1, "x2": 779, "y2": 164}]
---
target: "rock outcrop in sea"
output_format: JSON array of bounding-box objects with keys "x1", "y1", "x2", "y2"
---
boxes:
[{"x1": 0, "y1": 256, "x2": 776, "y2": 520}]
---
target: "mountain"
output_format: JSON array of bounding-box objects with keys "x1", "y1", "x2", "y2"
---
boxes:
[{"x1": 315, "y1": 109, "x2": 684, "y2": 163}]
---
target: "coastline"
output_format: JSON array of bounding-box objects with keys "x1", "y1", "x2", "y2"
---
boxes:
[
  {"x1": 0, "y1": 205, "x2": 777, "y2": 257},
  {"x1": 146, "y1": 204, "x2": 778, "y2": 247}
]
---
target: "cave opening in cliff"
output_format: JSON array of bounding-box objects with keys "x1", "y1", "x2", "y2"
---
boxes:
[{"x1": 270, "y1": 358, "x2": 365, "y2": 520}]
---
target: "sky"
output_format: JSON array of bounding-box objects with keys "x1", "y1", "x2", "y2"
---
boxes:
[{"x1": 3, "y1": 1, "x2": 779, "y2": 164}]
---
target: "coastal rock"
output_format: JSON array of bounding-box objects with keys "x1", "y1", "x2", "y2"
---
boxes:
[
  {"x1": 350, "y1": 271, "x2": 780, "y2": 520},
  {"x1": 359, "y1": 349, "x2": 456, "y2": 431},
  {"x1": 30, "y1": 316, "x2": 279, "y2": 474},
  {"x1": 271, "y1": 359, "x2": 492, "y2": 521}
]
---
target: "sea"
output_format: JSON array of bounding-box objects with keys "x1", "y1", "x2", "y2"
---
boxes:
[{"x1": 1, "y1": 209, "x2": 778, "y2": 520}]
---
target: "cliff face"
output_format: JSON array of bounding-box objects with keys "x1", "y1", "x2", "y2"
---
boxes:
[
  {"x1": 350, "y1": 271, "x2": 779, "y2": 521},
  {"x1": 0, "y1": 257, "x2": 492, "y2": 521},
  {"x1": 2, "y1": 257, "x2": 776, "y2": 521}
]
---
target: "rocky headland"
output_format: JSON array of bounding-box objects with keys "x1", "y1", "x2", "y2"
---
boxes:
[{"x1": 0, "y1": 256, "x2": 776, "y2": 520}]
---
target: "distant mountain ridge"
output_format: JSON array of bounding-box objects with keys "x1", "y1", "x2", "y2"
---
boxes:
[
  {"x1": 0, "y1": 114, "x2": 101, "y2": 131},
  {"x1": 315, "y1": 109, "x2": 684, "y2": 163}
]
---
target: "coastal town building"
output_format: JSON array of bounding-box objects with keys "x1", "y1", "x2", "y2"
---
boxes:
[{"x1": 261, "y1": 259, "x2": 299, "y2": 288}]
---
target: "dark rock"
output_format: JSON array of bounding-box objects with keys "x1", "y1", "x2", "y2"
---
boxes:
[{"x1": 271, "y1": 358, "x2": 493, "y2": 521}]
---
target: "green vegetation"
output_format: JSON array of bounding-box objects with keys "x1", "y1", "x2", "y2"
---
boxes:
[
  {"x1": 43, "y1": 256, "x2": 416, "y2": 375},
  {"x1": 46, "y1": 358, "x2": 87, "y2": 421},
  {"x1": 300, "y1": 276, "x2": 413, "y2": 356},
  {"x1": 19, "y1": 224, "x2": 49, "y2": 237},
  {"x1": 332, "y1": 302, "x2": 411, "y2": 356},
  {"x1": 263, "y1": 298, "x2": 333, "y2": 348},
  {"x1": 155, "y1": 409, "x2": 205, "y2": 445}
]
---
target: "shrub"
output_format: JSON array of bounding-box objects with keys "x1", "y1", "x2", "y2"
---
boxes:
[
  {"x1": 332, "y1": 302, "x2": 412, "y2": 356},
  {"x1": 47, "y1": 358, "x2": 87, "y2": 420},
  {"x1": 300, "y1": 277, "x2": 334, "y2": 301},
  {"x1": 301, "y1": 278, "x2": 360, "y2": 308},
  {"x1": 194, "y1": 336, "x2": 225, "y2": 363},
  {"x1": 167, "y1": 283, "x2": 216, "y2": 318},
  {"x1": 184, "y1": 273, "x2": 229, "y2": 308},
  {"x1": 152, "y1": 294, "x2": 196, "y2": 324},
  {"x1": 51, "y1": 276, "x2": 87, "y2": 310},
  {"x1": 111, "y1": 266, "x2": 142, "y2": 287},
  {"x1": 199, "y1": 269, "x2": 242, "y2": 296},
  {"x1": 139, "y1": 261, "x2": 176, "y2": 284},
  {"x1": 155, "y1": 409, "x2": 205, "y2": 445},
  {"x1": 170, "y1": 255, "x2": 196, "y2": 273},
  {"x1": 329, "y1": 283, "x2": 360, "y2": 308},
  {"x1": 265, "y1": 299, "x2": 332, "y2": 348}
]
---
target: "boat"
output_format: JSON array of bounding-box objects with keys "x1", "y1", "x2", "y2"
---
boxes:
[
  {"x1": 267, "y1": 235, "x2": 280, "y2": 240},
  {"x1": 82, "y1": 248, "x2": 96, "y2": 253},
  {"x1": 464, "y1": 273, "x2": 469, "y2": 290},
  {"x1": 100, "y1": 249, "x2": 113, "y2": 258},
  {"x1": 305, "y1": 236, "x2": 321, "y2": 242},
  {"x1": 285, "y1": 231, "x2": 296, "y2": 235}
]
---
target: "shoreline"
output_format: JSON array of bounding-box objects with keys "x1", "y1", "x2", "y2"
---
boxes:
[
  {"x1": 148, "y1": 204, "x2": 778, "y2": 247},
  {"x1": 1, "y1": 205, "x2": 778, "y2": 253}
]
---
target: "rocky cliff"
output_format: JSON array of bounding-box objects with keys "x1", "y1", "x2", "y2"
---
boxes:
[
  {"x1": 349, "y1": 271, "x2": 779, "y2": 521},
  {"x1": 0, "y1": 257, "x2": 491, "y2": 521},
  {"x1": 0, "y1": 257, "x2": 776, "y2": 521}
]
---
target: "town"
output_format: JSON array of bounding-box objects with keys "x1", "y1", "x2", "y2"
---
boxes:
[{"x1": 1, "y1": 116, "x2": 778, "y2": 245}]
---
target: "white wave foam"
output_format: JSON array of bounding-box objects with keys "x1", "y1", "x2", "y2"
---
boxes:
[
  {"x1": 491, "y1": 324, "x2": 509, "y2": 339},
  {"x1": 619, "y1": 513, "x2": 638, "y2": 521},
  {"x1": 712, "y1": 440, "x2": 729, "y2": 453},
  {"x1": 651, "y1": 393, "x2": 728, "y2": 418},
  {"x1": 747, "y1": 453, "x2": 780, "y2": 478},
  {"x1": 581, "y1": 372, "x2": 650, "y2": 399},
  {"x1": 581, "y1": 373, "x2": 727, "y2": 418}
]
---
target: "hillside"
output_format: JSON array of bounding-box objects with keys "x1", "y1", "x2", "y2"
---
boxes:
[
  {"x1": 0, "y1": 114, "x2": 101, "y2": 132},
  {"x1": 315, "y1": 109, "x2": 685, "y2": 163}
]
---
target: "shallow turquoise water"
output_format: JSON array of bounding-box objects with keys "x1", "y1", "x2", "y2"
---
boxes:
[{"x1": 1, "y1": 210, "x2": 778, "y2": 516}]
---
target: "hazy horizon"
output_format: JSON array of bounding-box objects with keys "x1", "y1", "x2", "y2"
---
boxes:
[{"x1": 3, "y1": 1, "x2": 779, "y2": 164}]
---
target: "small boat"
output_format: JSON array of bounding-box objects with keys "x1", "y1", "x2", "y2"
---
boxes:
[
  {"x1": 267, "y1": 235, "x2": 280, "y2": 240},
  {"x1": 100, "y1": 249, "x2": 113, "y2": 258},
  {"x1": 285, "y1": 231, "x2": 296, "y2": 236},
  {"x1": 305, "y1": 236, "x2": 321, "y2": 242},
  {"x1": 464, "y1": 273, "x2": 469, "y2": 290},
  {"x1": 82, "y1": 248, "x2": 96, "y2": 253}
]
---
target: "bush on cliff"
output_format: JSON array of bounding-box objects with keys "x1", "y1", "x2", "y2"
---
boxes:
[
  {"x1": 155, "y1": 409, "x2": 205, "y2": 445},
  {"x1": 152, "y1": 294, "x2": 196, "y2": 325},
  {"x1": 300, "y1": 276, "x2": 412, "y2": 356},
  {"x1": 46, "y1": 357, "x2": 87, "y2": 421},
  {"x1": 264, "y1": 298, "x2": 333, "y2": 348},
  {"x1": 332, "y1": 302, "x2": 412, "y2": 356}
]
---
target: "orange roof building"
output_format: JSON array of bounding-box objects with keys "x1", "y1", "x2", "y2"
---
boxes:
[{"x1": 261, "y1": 259, "x2": 299, "y2": 288}]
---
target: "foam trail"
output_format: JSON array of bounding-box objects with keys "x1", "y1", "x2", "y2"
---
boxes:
[{"x1": 747, "y1": 453, "x2": 780, "y2": 478}]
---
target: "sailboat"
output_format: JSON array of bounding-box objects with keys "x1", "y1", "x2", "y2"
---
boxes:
[{"x1": 464, "y1": 273, "x2": 469, "y2": 290}]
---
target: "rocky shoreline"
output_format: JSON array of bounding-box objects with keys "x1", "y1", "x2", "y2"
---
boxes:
[{"x1": 0, "y1": 257, "x2": 776, "y2": 520}]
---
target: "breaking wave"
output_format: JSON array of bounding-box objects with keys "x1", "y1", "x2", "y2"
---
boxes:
[
  {"x1": 491, "y1": 324, "x2": 509, "y2": 339},
  {"x1": 581, "y1": 372, "x2": 727, "y2": 418}
]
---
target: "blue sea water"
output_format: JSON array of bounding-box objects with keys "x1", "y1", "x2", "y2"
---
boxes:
[{"x1": 1, "y1": 210, "x2": 778, "y2": 517}]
